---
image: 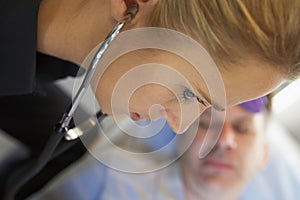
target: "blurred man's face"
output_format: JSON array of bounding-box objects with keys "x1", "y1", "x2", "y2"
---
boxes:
[{"x1": 180, "y1": 105, "x2": 268, "y2": 199}]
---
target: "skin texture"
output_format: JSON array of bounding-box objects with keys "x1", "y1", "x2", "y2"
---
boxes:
[
  {"x1": 38, "y1": 0, "x2": 115, "y2": 64},
  {"x1": 180, "y1": 106, "x2": 268, "y2": 200},
  {"x1": 95, "y1": 49, "x2": 283, "y2": 132},
  {"x1": 37, "y1": 0, "x2": 285, "y2": 133}
]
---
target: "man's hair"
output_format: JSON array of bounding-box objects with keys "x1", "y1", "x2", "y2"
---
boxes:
[{"x1": 148, "y1": 0, "x2": 300, "y2": 79}]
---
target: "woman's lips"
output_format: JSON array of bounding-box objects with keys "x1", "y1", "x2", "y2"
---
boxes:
[{"x1": 130, "y1": 112, "x2": 141, "y2": 121}]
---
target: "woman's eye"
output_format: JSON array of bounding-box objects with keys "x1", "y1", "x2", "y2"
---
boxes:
[
  {"x1": 179, "y1": 88, "x2": 209, "y2": 107},
  {"x1": 177, "y1": 89, "x2": 197, "y2": 102},
  {"x1": 183, "y1": 89, "x2": 196, "y2": 99}
]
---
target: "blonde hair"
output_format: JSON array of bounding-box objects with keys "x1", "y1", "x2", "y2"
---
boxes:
[{"x1": 148, "y1": 0, "x2": 300, "y2": 79}]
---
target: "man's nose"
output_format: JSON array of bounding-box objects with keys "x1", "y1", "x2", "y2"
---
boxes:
[{"x1": 217, "y1": 123, "x2": 237, "y2": 150}]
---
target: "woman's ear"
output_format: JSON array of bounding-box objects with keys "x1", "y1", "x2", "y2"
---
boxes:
[
  {"x1": 109, "y1": 0, "x2": 127, "y2": 22},
  {"x1": 110, "y1": 0, "x2": 159, "y2": 25}
]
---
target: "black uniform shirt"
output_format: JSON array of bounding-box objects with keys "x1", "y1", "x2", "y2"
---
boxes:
[{"x1": 0, "y1": 0, "x2": 80, "y2": 96}]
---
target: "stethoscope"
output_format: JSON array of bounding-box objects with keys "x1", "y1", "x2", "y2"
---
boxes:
[{"x1": 4, "y1": 5, "x2": 139, "y2": 200}]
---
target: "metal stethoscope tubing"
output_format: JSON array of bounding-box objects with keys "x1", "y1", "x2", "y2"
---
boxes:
[{"x1": 57, "y1": 4, "x2": 138, "y2": 137}]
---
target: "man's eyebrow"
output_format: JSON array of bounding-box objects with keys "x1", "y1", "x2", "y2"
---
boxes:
[{"x1": 195, "y1": 87, "x2": 225, "y2": 111}]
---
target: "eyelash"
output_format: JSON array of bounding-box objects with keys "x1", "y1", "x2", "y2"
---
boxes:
[{"x1": 180, "y1": 88, "x2": 208, "y2": 107}]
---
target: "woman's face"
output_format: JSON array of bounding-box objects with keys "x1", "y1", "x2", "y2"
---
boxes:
[
  {"x1": 90, "y1": 27, "x2": 283, "y2": 134},
  {"x1": 93, "y1": 47, "x2": 283, "y2": 133}
]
